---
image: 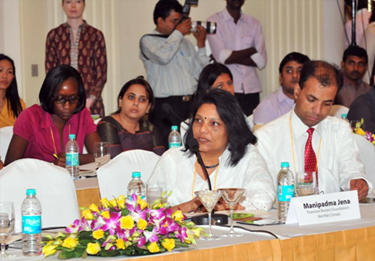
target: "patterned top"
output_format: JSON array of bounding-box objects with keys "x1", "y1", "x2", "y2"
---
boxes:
[
  {"x1": 97, "y1": 116, "x2": 165, "y2": 158},
  {"x1": 45, "y1": 21, "x2": 107, "y2": 117}
]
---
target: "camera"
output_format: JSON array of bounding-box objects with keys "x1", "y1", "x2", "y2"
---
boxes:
[{"x1": 182, "y1": 0, "x2": 217, "y2": 34}]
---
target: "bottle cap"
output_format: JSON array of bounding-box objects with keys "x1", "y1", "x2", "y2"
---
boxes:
[
  {"x1": 132, "y1": 172, "x2": 141, "y2": 178},
  {"x1": 69, "y1": 134, "x2": 76, "y2": 140},
  {"x1": 26, "y1": 189, "x2": 36, "y2": 196},
  {"x1": 171, "y1": 125, "x2": 178, "y2": 131},
  {"x1": 341, "y1": 114, "x2": 347, "y2": 118},
  {"x1": 281, "y1": 162, "x2": 289, "y2": 168}
]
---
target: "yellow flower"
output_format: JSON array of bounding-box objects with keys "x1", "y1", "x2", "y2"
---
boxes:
[
  {"x1": 162, "y1": 238, "x2": 175, "y2": 252},
  {"x1": 42, "y1": 244, "x2": 58, "y2": 257},
  {"x1": 86, "y1": 242, "x2": 101, "y2": 255},
  {"x1": 356, "y1": 128, "x2": 365, "y2": 136},
  {"x1": 62, "y1": 237, "x2": 78, "y2": 249},
  {"x1": 171, "y1": 210, "x2": 184, "y2": 222},
  {"x1": 100, "y1": 198, "x2": 110, "y2": 208},
  {"x1": 137, "y1": 197, "x2": 148, "y2": 210},
  {"x1": 137, "y1": 218, "x2": 147, "y2": 230},
  {"x1": 101, "y1": 211, "x2": 110, "y2": 219},
  {"x1": 89, "y1": 203, "x2": 99, "y2": 213},
  {"x1": 191, "y1": 227, "x2": 201, "y2": 237},
  {"x1": 120, "y1": 216, "x2": 134, "y2": 229},
  {"x1": 82, "y1": 209, "x2": 94, "y2": 220},
  {"x1": 116, "y1": 238, "x2": 126, "y2": 250},
  {"x1": 117, "y1": 196, "x2": 125, "y2": 209},
  {"x1": 109, "y1": 198, "x2": 117, "y2": 207},
  {"x1": 92, "y1": 229, "x2": 104, "y2": 240},
  {"x1": 147, "y1": 242, "x2": 160, "y2": 253}
]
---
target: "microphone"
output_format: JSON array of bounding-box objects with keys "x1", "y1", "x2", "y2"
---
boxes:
[
  {"x1": 188, "y1": 138, "x2": 212, "y2": 190},
  {"x1": 188, "y1": 138, "x2": 228, "y2": 226},
  {"x1": 162, "y1": 103, "x2": 189, "y2": 127}
]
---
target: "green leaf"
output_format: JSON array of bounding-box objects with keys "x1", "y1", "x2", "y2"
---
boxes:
[{"x1": 58, "y1": 247, "x2": 86, "y2": 259}]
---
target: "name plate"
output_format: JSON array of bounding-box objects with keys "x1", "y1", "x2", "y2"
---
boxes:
[{"x1": 286, "y1": 191, "x2": 360, "y2": 226}]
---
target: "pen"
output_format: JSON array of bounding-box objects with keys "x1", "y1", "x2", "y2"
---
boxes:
[{"x1": 53, "y1": 154, "x2": 58, "y2": 159}]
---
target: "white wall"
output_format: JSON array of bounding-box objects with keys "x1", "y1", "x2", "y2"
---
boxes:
[{"x1": 0, "y1": 0, "x2": 348, "y2": 114}]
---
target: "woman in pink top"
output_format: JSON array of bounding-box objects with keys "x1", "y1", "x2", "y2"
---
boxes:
[{"x1": 5, "y1": 65, "x2": 101, "y2": 167}]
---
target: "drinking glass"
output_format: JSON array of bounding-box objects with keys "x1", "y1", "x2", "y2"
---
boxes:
[
  {"x1": 93, "y1": 142, "x2": 111, "y2": 168},
  {"x1": 295, "y1": 171, "x2": 316, "y2": 197},
  {"x1": 0, "y1": 202, "x2": 15, "y2": 258},
  {"x1": 146, "y1": 181, "x2": 167, "y2": 206},
  {"x1": 218, "y1": 188, "x2": 245, "y2": 237},
  {"x1": 195, "y1": 190, "x2": 222, "y2": 240}
]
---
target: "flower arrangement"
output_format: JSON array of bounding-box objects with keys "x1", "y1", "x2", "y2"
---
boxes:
[
  {"x1": 352, "y1": 118, "x2": 375, "y2": 145},
  {"x1": 42, "y1": 194, "x2": 203, "y2": 259}
]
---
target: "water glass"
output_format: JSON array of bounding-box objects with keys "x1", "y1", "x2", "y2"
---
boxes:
[
  {"x1": 295, "y1": 171, "x2": 316, "y2": 197},
  {"x1": 146, "y1": 181, "x2": 167, "y2": 206},
  {"x1": 93, "y1": 142, "x2": 110, "y2": 168},
  {"x1": 0, "y1": 202, "x2": 15, "y2": 258}
]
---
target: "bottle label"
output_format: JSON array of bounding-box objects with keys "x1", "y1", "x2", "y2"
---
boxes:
[
  {"x1": 66, "y1": 152, "x2": 79, "y2": 166},
  {"x1": 277, "y1": 185, "x2": 295, "y2": 202},
  {"x1": 128, "y1": 195, "x2": 146, "y2": 201},
  {"x1": 22, "y1": 215, "x2": 41, "y2": 234},
  {"x1": 169, "y1": 142, "x2": 181, "y2": 148}
]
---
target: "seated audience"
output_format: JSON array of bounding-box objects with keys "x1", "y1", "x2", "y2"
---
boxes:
[
  {"x1": 5, "y1": 65, "x2": 100, "y2": 167},
  {"x1": 148, "y1": 89, "x2": 275, "y2": 213},
  {"x1": 194, "y1": 63, "x2": 234, "y2": 103},
  {"x1": 97, "y1": 76, "x2": 165, "y2": 158},
  {"x1": 0, "y1": 54, "x2": 26, "y2": 128},
  {"x1": 255, "y1": 60, "x2": 371, "y2": 200},
  {"x1": 348, "y1": 72, "x2": 375, "y2": 134},
  {"x1": 253, "y1": 52, "x2": 310, "y2": 125},
  {"x1": 335, "y1": 45, "x2": 370, "y2": 107}
]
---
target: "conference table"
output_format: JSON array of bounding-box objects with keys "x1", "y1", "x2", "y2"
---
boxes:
[{"x1": 6, "y1": 193, "x2": 375, "y2": 260}]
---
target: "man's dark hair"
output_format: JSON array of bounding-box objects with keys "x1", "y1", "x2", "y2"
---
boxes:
[
  {"x1": 278, "y1": 52, "x2": 310, "y2": 74},
  {"x1": 184, "y1": 89, "x2": 256, "y2": 167},
  {"x1": 298, "y1": 60, "x2": 342, "y2": 90},
  {"x1": 39, "y1": 65, "x2": 86, "y2": 114},
  {"x1": 153, "y1": 0, "x2": 183, "y2": 25},
  {"x1": 344, "y1": 0, "x2": 368, "y2": 10},
  {"x1": 342, "y1": 45, "x2": 368, "y2": 63}
]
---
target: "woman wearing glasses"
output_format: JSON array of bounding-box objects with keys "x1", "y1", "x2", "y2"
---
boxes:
[{"x1": 5, "y1": 65, "x2": 101, "y2": 167}]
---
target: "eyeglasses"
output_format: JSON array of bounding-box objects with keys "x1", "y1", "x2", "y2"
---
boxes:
[{"x1": 54, "y1": 96, "x2": 80, "y2": 105}]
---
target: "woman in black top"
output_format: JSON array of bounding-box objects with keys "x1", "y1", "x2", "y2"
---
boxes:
[{"x1": 97, "y1": 77, "x2": 165, "y2": 158}]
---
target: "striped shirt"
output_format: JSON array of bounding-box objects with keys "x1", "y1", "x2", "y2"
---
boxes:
[{"x1": 140, "y1": 30, "x2": 209, "y2": 97}]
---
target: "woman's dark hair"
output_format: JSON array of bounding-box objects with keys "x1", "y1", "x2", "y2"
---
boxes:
[
  {"x1": 0, "y1": 54, "x2": 23, "y2": 118},
  {"x1": 195, "y1": 63, "x2": 233, "y2": 102},
  {"x1": 114, "y1": 76, "x2": 155, "y2": 114},
  {"x1": 184, "y1": 89, "x2": 256, "y2": 167},
  {"x1": 39, "y1": 65, "x2": 86, "y2": 114}
]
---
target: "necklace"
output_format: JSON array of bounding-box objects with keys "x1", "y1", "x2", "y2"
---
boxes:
[{"x1": 202, "y1": 163, "x2": 219, "y2": 169}]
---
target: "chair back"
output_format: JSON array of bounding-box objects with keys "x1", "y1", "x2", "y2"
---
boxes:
[
  {"x1": 329, "y1": 105, "x2": 349, "y2": 118},
  {"x1": 180, "y1": 119, "x2": 190, "y2": 146},
  {"x1": 0, "y1": 126, "x2": 13, "y2": 161},
  {"x1": 247, "y1": 114, "x2": 254, "y2": 131},
  {"x1": 0, "y1": 159, "x2": 80, "y2": 233},
  {"x1": 97, "y1": 150, "x2": 161, "y2": 200},
  {"x1": 353, "y1": 134, "x2": 375, "y2": 186}
]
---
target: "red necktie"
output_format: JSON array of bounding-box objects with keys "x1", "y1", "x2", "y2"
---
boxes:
[{"x1": 304, "y1": 128, "x2": 318, "y2": 182}]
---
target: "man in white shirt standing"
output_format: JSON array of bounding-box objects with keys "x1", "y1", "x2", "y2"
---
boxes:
[
  {"x1": 255, "y1": 60, "x2": 370, "y2": 200},
  {"x1": 253, "y1": 52, "x2": 310, "y2": 126},
  {"x1": 207, "y1": 0, "x2": 267, "y2": 116},
  {"x1": 140, "y1": 0, "x2": 208, "y2": 147}
]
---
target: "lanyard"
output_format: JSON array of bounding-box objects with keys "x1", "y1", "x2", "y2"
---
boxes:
[
  {"x1": 288, "y1": 117, "x2": 321, "y2": 174},
  {"x1": 191, "y1": 159, "x2": 219, "y2": 199},
  {"x1": 50, "y1": 124, "x2": 71, "y2": 156}
]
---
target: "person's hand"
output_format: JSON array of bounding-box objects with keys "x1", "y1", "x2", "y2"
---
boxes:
[
  {"x1": 350, "y1": 179, "x2": 369, "y2": 201},
  {"x1": 192, "y1": 24, "x2": 206, "y2": 48},
  {"x1": 0, "y1": 158, "x2": 3, "y2": 170},
  {"x1": 86, "y1": 97, "x2": 94, "y2": 111},
  {"x1": 53, "y1": 152, "x2": 66, "y2": 168},
  {"x1": 214, "y1": 198, "x2": 229, "y2": 211},
  {"x1": 176, "y1": 18, "x2": 192, "y2": 36}
]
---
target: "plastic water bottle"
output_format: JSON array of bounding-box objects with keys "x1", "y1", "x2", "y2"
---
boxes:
[
  {"x1": 277, "y1": 162, "x2": 295, "y2": 223},
  {"x1": 341, "y1": 114, "x2": 349, "y2": 123},
  {"x1": 66, "y1": 134, "x2": 79, "y2": 180},
  {"x1": 21, "y1": 189, "x2": 42, "y2": 256},
  {"x1": 127, "y1": 172, "x2": 146, "y2": 201},
  {"x1": 168, "y1": 125, "x2": 182, "y2": 148}
]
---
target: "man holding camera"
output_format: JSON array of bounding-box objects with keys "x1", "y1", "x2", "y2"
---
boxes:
[
  {"x1": 207, "y1": 0, "x2": 267, "y2": 116},
  {"x1": 140, "y1": 0, "x2": 208, "y2": 147}
]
